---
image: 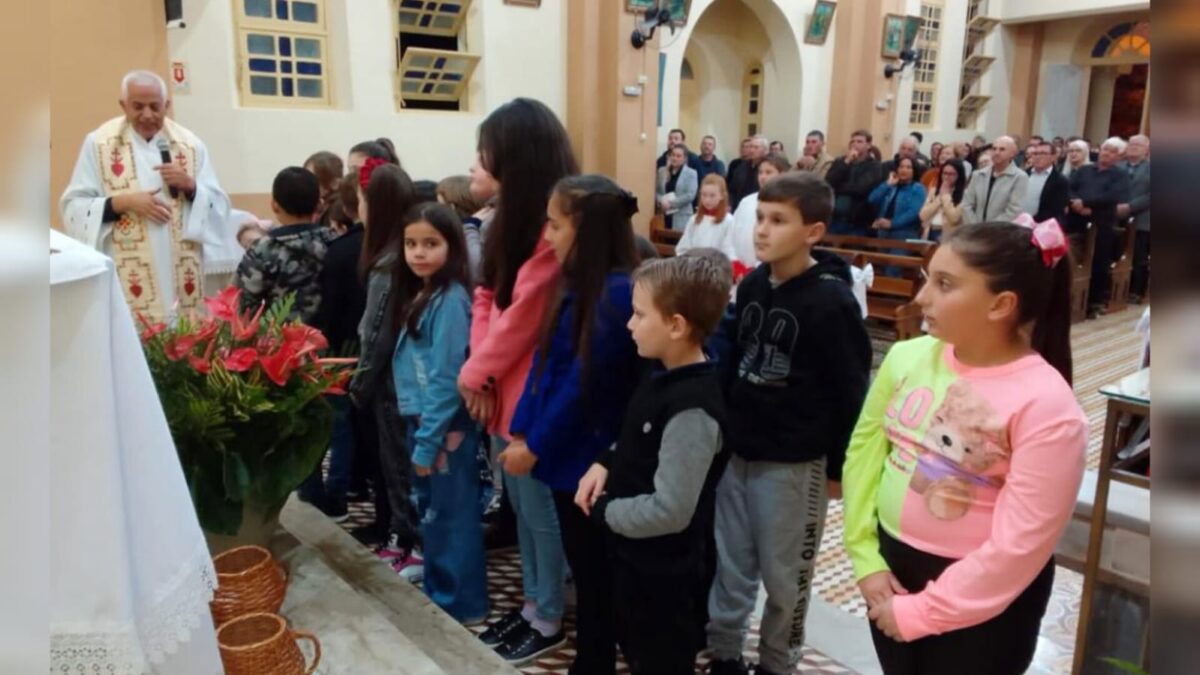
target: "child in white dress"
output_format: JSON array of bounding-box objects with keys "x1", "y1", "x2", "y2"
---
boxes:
[{"x1": 676, "y1": 174, "x2": 738, "y2": 262}]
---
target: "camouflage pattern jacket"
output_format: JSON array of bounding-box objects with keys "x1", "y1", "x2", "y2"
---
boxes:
[{"x1": 235, "y1": 222, "x2": 336, "y2": 324}]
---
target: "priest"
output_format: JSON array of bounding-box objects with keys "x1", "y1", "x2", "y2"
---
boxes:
[{"x1": 61, "y1": 69, "x2": 230, "y2": 321}]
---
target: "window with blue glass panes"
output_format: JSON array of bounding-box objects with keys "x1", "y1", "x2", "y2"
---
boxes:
[
  {"x1": 238, "y1": 0, "x2": 328, "y2": 105},
  {"x1": 393, "y1": 0, "x2": 475, "y2": 110}
]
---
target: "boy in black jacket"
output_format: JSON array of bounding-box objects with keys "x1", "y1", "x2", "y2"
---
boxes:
[
  {"x1": 575, "y1": 255, "x2": 733, "y2": 675},
  {"x1": 707, "y1": 172, "x2": 872, "y2": 675}
]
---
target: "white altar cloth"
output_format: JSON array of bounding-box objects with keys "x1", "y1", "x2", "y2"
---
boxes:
[{"x1": 50, "y1": 230, "x2": 222, "y2": 675}]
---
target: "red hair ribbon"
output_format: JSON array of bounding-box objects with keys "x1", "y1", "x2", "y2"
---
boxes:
[
  {"x1": 1013, "y1": 213, "x2": 1068, "y2": 268},
  {"x1": 358, "y1": 157, "x2": 389, "y2": 190}
]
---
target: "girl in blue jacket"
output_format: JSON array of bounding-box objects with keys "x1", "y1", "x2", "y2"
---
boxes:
[
  {"x1": 391, "y1": 202, "x2": 487, "y2": 623},
  {"x1": 500, "y1": 175, "x2": 642, "y2": 672}
]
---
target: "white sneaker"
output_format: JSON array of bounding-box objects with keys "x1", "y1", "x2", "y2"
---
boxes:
[{"x1": 393, "y1": 552, "x2": 424, "y2": 583}]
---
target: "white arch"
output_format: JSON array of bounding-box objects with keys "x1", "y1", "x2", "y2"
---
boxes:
[{"x1": 659, "y1": 0, "x2": 809, "y2": 158}]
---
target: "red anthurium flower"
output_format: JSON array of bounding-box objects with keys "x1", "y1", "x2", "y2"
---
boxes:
[
  {"x1": 193, "y1": 317, "x2": 221, "y2": 343},
  {"x1": 223, "y1": 347, "x2": 259, "y2": 373},
  {"x1": 188, "y1": 353, "x2": 212, "y2": 374},
  {"x1": 136, "y1": 312, "x2": 167, "y2": 342},
  {"x1": 281, "y1": 324, "x2": 329, "y2": 359},
  {"x1": 204, "y1": 286, "x2": 242, "y2": 322},
  {"x1": 231, "y1": 303, "x2": 265, "y2": 342},
  {"x1": 260, "y1": 344, "x2": 298, "y2": 386},
  {"x1": 163, "y1": 335, "x2": 197, "y2": 361}
]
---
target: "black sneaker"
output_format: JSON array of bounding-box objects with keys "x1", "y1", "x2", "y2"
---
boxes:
[
  {"x1": 708, "y1": 658, "x2": 750, "y2": 675},
  {"x1": 350, "y1": 524, "x2": 387, "y2": 547},
  {"x1": 494, "y1": 624, "x2": 565, "y2": 665},
  {"x1": 478, "y1": 609, "x2": 529, "y2": 647},
  {"x1": 319, "y1": 497, "x2": 350, "y2": 523}
]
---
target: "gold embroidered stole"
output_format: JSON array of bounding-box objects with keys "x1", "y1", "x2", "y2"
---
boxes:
[{"x1": 94, "y1": 116, "x2": 202, "y2": 320}]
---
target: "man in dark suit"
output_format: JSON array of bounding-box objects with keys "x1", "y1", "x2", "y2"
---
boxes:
[{"x1": 1023, "y1": 141, "x2": 1069, "y2": 223}]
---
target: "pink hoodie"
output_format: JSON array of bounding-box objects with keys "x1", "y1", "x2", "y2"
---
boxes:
[{"x1": 460, "y1": 238, "x2": 561, "y2": 440}]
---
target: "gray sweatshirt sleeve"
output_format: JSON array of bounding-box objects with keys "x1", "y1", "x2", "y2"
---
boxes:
[{"x1": 603, "y1": 408, "x2": 721, "y2": 539}]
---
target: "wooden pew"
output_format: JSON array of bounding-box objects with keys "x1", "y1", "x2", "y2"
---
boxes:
[
  {"x1": 1106, "y1": 224, "x2": 1136, "y2": 313},
  {"x1": 649, "y1": 214, "x2": 680, "y2": 257},
  {"x1": 816, "y1": 235, "x2": 937, "y2": 340},
  {"x1": 1070, "y1": 225, "x2": 1097, "y2": 324}
]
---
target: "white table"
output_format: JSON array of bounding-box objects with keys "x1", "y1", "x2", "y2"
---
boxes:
[{"x1": 49, "y1": 230, "x2": 222, "y2": 675}]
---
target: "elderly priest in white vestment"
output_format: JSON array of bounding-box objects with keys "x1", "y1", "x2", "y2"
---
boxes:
[{"x1": 61, "y1": 69, "x2": 230, "y2": 321}]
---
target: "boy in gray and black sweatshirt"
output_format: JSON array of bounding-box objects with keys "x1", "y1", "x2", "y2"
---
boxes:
[
  {"x1": 707, "y1": 172, "x2": 872, "y2": 675},
  {"x1": 575, "y1": 254, "x2": 734, "y2": 675}
]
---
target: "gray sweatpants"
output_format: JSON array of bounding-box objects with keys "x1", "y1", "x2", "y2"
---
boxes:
[{"x1": 707, "y1": 455, "x2": 829, "y2": 673}]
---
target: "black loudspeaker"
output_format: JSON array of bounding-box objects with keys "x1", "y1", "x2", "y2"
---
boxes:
[{"x1": 165, "y1": 0, "x2": 183, "y2": 25}]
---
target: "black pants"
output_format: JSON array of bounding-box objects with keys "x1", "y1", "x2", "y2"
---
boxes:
[
  {"x1": 1088, "y1": 220, "x2": 1116, "y2": 308},
  {"x1": 552, "y1": 491, "x2": 616, "y2": 675},
  {"x1": 870, "y1": 529, "x2": 1054, "y2": 675},
  {"x1": 1131, "y1": 229, "x2": 1150, "y2": 297},
  {"x1": 374, "y1": 395, "x2": 419, "y2": 548},
  {"x1": 613, "y1": 558, "x2": 702, "y2": 675}
]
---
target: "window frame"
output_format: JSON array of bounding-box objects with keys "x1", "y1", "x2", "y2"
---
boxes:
[
  {"x1": 233, "y1": 0, "x2": 333, "y2": 108},
  {"x1": 908, "y1": 1, "x2": 942, "y2": 129},
  {"x1": 391, "y1": 0, "x2": 480, "y2": 111},
  {"x1": 395, "y1": 47, "x2": 481, "y2": 106},
  {"x1": 395, "y1": 0, "x2": 472, "y2": 38}
]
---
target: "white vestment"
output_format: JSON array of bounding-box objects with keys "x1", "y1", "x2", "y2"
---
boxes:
[{"x1": 60, "y1": 117, "x2": 229, "y2": 317}]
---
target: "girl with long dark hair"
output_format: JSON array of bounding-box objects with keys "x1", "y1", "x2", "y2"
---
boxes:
[{"x1": 457, "y1": 98, "x2": 579, "y2": 664}]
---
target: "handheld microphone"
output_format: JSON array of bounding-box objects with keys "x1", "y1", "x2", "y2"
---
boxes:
[{"x1": 156, "y1": 139, "x2": 178, "y2": 198}]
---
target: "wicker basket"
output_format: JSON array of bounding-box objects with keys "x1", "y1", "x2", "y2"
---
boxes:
[
  {"x1": 210, "y1": 545, "x2": 290, "y2": 626},
  {"x1": 217, "y1": 612, "x2": 320, "y2": 675}
]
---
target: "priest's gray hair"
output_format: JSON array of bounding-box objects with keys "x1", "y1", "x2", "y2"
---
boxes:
[
  {"x1": 1101, "y1": 136, "x2": 1128, "y2": 153},
  {"x1": 120, "y1": 70, "x2": 168, "y2": 101}
]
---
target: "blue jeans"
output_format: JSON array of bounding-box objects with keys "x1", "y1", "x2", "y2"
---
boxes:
[
  {"x1": 299, "y1": 395, "x2": 354, "y2": 503},
  {"x1": 496, "y1": 436, "x2": 566, "y2": 621},
  {"x1": 408, "y1": 417, "x2": 489, "y2": 622}
]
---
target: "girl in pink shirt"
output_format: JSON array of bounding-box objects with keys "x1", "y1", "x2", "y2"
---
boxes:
[
  {"x1": 457, "y1": 98, "x2": 580, "y2": 664},
  {"x1": 843, "y1": 218, "x2": 1087, "y2": 674}
]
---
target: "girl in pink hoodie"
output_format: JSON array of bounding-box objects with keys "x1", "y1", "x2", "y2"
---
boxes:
[
  {"x1": 843, "y1": 219, "x2": 1086, "y2": 674},
  {"x1": 457, "y1": 98, "x2": 580, "y2": 665}
]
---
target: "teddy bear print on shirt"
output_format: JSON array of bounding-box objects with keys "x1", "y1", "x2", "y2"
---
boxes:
[{"x1": 908, "y1": 380, "x2": 1011, "y2": 520}]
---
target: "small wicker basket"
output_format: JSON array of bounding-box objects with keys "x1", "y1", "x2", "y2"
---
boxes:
[
  {"x1": 210, "y1": 545, "x2": 290, "y2": 626},
  {"x1": 217, "y1": 612, "x2": 320, "y2": 675}
]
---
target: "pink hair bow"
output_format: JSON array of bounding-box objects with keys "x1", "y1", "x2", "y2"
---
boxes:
[{"x1": 1013, "y1": 212, "x2": 1069, "y2": 268}]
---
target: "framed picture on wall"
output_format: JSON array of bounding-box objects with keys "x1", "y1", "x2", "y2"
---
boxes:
[
  {"x1": 626, "y1": 0, "x2": 657, "y2": 13},
  {"x1": 503, "y1": 0, "x2": 540, "y2": 6},
  {"x1": 804, "y1": 1, "x2": 836, "y2": 45},
  {"x1": 881, "y1": 14, "x2": 905, "y2": 58},
  {"x1": 665, "y1": 0, "x2": 692, "y2": 27},
  {"x1": 902, "y1": 14, "x2": 922, "y2": 52}
]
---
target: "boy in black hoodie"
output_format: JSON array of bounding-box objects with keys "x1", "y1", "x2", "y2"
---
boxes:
[
  {"x1": 575, "y1": 255, "x2": 733, "y2": 675},
  {"x1": 706, "y1": 172, "x2": 872, "y2": 675}
]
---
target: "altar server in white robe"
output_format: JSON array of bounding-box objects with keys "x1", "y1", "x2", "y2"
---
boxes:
[{"x1": 61, "y1": 69, "x2": 230, "y2": 321}]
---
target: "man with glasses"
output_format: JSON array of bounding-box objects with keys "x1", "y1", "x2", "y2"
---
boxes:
[{"x1": 1023, "y1": 141, "x2": 1069, "y2": 223}]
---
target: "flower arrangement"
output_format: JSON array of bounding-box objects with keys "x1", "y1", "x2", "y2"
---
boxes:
[{"x1": 138, "y1": 287, "x2": 355, "y2": 536}]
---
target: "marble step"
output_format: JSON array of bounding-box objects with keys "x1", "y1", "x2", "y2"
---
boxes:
[
  {"x1": 272, "y1": 527, "x2": 448, "y2": 674},
  {"x1": 277, "y1": 497, "x2": 517, "y2": 675}
]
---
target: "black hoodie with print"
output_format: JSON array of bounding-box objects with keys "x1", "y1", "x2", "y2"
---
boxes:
[{"x1": 722, "y1": 251, "x2": 872, "y2": 480}]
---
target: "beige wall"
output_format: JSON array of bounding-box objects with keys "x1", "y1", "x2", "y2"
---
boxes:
[
  {"x1": 50, "y1": 0, "x2": 168, "y2": 230},
  {"x1": 566, "y1": 1, "x2": 659, "y2": 236},
  {"x1": 828, "y1": 0, "x2": 906, "y2": 156}
]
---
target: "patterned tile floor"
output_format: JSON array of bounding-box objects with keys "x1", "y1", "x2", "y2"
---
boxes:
[{"x1": 331, "y1": 305, "x2": 1145, "y2": 675}]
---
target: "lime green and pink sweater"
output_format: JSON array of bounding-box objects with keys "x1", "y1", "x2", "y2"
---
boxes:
[{"x1": 843, "y1": 336, "x2": 1087, "y2": 641}]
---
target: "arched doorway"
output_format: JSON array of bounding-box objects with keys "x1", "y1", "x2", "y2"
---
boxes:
[
  {"x1": 670, "y1": 0, "x2": 802, "y2": 159},
  {"x1": 1078, "y1": 20, "x2": 1150, "y2": 139}
]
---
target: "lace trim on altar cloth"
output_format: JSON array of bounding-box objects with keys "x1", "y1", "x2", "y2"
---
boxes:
[{"x1": 51, "y1": 542, "x2": 218, "y2": 674}]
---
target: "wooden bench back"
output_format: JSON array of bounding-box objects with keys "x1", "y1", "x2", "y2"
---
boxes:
[{"x1": 649, "y1": 214, "x2": 680, "y2": 257}]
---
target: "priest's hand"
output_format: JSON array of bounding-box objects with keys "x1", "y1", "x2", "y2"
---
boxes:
[
  {"x1": 156, "y1": 163, "x2": 196, "y2": 197},
  {"x1": 113, "y1": 188, "x2": 172, "y2": 224}
]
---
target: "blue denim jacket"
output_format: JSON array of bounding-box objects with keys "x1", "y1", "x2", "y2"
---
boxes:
[
  {"x1": 868, "y1": 180, "x2": 927, "y2": 234},
  {"x1": 510, "y1": 272, "x2": 640, "y2": 492},
  {"x1": 392, "y1": 282, "x2": 473, "y2": 469}
]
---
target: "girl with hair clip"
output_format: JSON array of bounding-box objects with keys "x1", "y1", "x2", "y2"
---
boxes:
[
  {"x1": 390, "y1": 202, "x2": 487, "y2": 623},
  {"x1": 457, "y1": 98, "x2": 579, "y2": 664},
  {"x1": 505, "y1": 175, "x2": 642, "y2": 673},
  {"x1": 842, "y1": 216, "x2": 1087, "y2": 675}
]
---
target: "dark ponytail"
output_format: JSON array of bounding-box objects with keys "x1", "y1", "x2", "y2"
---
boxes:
[{"x1": 944, "y1": 222, "x2": 1074, "y2": 385}]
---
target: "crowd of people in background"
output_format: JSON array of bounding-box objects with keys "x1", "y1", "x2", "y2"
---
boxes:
[{"x1": 654, "y1": 125, "x2": 1151, "y2": 316}]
